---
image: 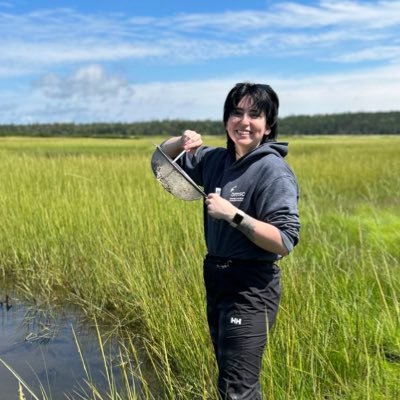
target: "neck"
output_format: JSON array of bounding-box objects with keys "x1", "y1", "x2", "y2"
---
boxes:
[{"x1": 235, "y1": 143, "x2": 260, "y2": 159}]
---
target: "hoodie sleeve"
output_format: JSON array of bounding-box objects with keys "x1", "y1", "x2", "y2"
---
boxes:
[{"x1": 255, "y1": 174, "x2": 300, "y2": 253}]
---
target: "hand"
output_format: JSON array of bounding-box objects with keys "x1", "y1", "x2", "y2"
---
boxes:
[
  {"x1": 181, "y1": 130, "x2": 203, "y2": 153},
  {"x1": 205, "y1": 193, "x2": 237, "y2": 221}
]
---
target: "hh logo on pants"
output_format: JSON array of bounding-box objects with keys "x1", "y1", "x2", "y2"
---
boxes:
[{"x1": 230, "y1": 317, "x2": 242, "y2": 325}]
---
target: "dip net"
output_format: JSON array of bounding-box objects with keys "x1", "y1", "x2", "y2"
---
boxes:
[{"x1": 151, "y1": 145, "x2": 206, "y2": 201}]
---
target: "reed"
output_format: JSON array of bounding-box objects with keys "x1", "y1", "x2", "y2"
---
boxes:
[{"x1": 0, "y1": 135, "x2": 399, "y2": 399}]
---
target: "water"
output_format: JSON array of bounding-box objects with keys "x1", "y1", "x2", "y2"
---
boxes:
[{"x1": 0, "y1": 287, "x2": 134, "y2": 400}]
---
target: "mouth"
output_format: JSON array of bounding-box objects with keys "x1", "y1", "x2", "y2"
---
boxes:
[{"x1": 235, "y1": 130, "x2": 252, "y2": 137}]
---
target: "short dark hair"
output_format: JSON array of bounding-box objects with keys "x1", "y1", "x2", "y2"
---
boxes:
[{"x1": 223, "y1": 82, "x2": 279, "y2": 152}]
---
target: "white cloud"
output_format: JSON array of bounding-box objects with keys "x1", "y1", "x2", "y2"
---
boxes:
[
  {"x1": 0, "y1": 1, "x2": 399, "y2": 123},
  {"x1": 131, "y1": 1, "x2": 400, "y2": 32},
  {"x1": 270, "y1": 0, "x2": 400, "y2": 29},
  {"x1": 0, "y1": 1, "x2": 399, "y2": 73},
  {"x1": 157, "y1": 0, "x2": 400, "y2": 31},
  {"x1": 329, "y1": 46, "x2": 400, "y2": 63},
  {"x1": 33, "y1": 64, "x2": 135, "y2": 100},
  {"x1": 1, "y1": 40, "x2": 166, "y2": 67},
  {"x1": 1, "y1": 62, "x2": 399, "y2": 124},
  {"x1": 275, "y1": 63, "x2": 400, "y2": 115}
]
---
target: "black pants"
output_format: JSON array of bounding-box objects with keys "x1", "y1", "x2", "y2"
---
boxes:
[{"x1": 204, "y1": 255, "x2": 281, "y2": 400}]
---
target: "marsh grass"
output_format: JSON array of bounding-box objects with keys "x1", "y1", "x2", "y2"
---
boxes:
[
  {"x1": 0, "y1": 136, "x2": 399, "y2": 399},
  {"x1": 0, "y1": 358, "x2": 42, "y2": 400}
]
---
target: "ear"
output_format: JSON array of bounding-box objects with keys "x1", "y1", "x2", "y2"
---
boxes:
[{"x1": 264, "y1": 127, "x2": 271, "y2": 136}]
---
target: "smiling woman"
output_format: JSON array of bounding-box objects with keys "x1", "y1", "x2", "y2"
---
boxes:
[
  {"x1": 223, "y1": 83, "x2": 279, "y2": 158},
  {"x1": 160, "y1": 82, "x2": 300, "y2": 400}
]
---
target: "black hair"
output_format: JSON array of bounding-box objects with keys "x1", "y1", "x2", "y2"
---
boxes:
[{"x1": 223, "y1": 82, "x2": 279, "y2": 153}]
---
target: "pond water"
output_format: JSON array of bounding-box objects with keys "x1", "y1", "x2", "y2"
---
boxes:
[{"x1": 0, "y1": 285, "x2": 136, "y2": 400}]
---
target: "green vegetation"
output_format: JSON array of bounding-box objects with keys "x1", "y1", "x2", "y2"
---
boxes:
[
  {"x1": 0, "y1": 136, "x2": 399, "y2": 399},
  {"x1": 0, "y1": 111, "x2": 399, "y2": 138}
]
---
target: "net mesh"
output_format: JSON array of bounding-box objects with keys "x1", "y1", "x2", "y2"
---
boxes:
[{"x1": 151, "y1": 146, "x2": 205, "y2": 201}]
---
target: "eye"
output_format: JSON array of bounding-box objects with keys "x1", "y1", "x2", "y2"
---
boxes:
[{"x1": 231, "y1": 109, "x2": 243, "y2": 118}]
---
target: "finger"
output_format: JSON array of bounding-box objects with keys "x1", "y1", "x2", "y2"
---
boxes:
[
  {"x1": 182, "y1": 130, "x2": 197, "y2": 142},
  {"x1": 185, "y1": 140, "x2": 202, "y2": 151},
  {"x1": 182, "y1": 131, "x2": 201, "y2": 150}
]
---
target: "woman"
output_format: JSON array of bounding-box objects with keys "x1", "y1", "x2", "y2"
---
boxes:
[{"x1": 161, "y1": 82, "x2": 300, "y2": 399}]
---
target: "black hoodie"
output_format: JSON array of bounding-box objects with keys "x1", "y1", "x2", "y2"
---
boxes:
[{"x1": 180, "y1": 142, "x2": 300, "y2": 261}]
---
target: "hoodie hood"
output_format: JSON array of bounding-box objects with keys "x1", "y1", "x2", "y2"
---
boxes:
[{"x1": 232, "y1": 141, "x2": 288, "y2": 168}]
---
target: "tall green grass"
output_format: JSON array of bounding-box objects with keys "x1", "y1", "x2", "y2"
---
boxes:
[{"x1": 0, "y1": 136, "x2": 399, "y2": 399}]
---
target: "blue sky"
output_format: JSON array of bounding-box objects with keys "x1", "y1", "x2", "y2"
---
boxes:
[{"x1": 0, "y1": 0, "x2": 399, "y2": 123}]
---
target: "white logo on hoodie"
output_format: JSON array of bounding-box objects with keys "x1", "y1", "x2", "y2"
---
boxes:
[{"x1": 229, "y1": 186, "x2": 246, "y2": 202}]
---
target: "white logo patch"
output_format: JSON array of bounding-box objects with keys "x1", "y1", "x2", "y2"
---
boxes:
[
  {"x1": 229, "y1": 186, "x2": 246, "y2": 203},
  {"x1": 230, "y1": 317, "x2": 242, "y2": 325}
]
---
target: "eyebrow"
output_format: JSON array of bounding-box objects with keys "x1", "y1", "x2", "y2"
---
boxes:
[
  {"x1": 234, "y1": 106, "x2": 259, "y2": 111},
  {"x1": 234, "y1": 107, "x2": 262, "y2": 114}
]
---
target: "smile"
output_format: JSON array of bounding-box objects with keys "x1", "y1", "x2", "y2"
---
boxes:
[{"x1": 235, "y1": 130, "x2": 252, "y2": 136}]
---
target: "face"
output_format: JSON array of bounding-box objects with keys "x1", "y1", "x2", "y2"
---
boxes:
[{"x1": 226, "y1": 96, "x2": 270, "y2": 157}]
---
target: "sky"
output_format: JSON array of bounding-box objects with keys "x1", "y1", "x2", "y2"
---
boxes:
[{"x1": 0, "y1": 0, "x2": 399, "y2": 124}]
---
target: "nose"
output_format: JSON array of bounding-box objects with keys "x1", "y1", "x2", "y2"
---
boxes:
[{"x1": 240, "y1": 113, "x2": 251, "y2": 124}]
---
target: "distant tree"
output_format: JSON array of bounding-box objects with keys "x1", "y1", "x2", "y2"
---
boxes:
[{"x1": 0, "y1": 111, "x2": 399, "y2": 137}]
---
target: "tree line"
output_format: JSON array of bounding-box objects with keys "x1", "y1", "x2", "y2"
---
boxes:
[{"x1": 0, "y1": 111, "x2": 399, "y2": 137}]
